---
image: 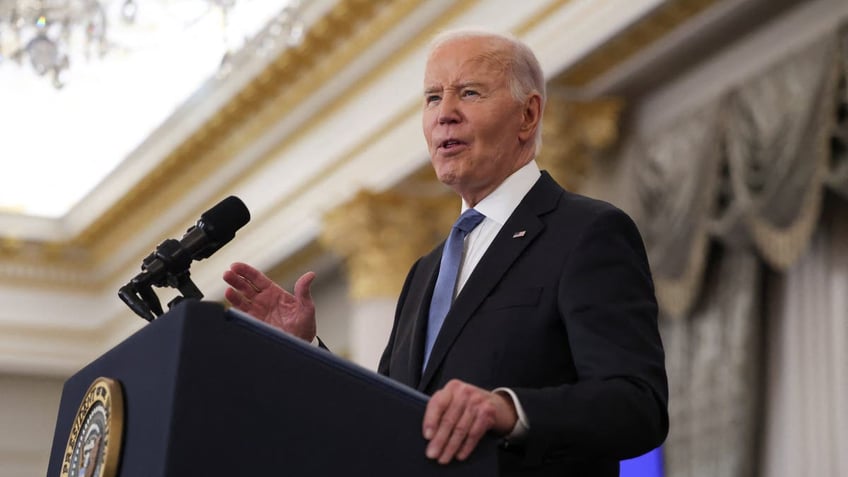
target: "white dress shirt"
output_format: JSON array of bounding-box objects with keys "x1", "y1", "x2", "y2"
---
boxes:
[{"x1": 455, "y1": 160, "x2": 541, "y2": 296}]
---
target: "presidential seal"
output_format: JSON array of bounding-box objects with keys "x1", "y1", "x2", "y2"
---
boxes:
[{"x1": 60, "y1": 377, "x2": 124, "y2": 477}]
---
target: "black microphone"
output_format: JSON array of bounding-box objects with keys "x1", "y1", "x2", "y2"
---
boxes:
[{"x1": 119, "y1": 196, "x2": 250, "y2": 321}]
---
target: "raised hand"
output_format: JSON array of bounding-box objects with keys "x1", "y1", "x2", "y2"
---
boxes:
[{"x1": 223, "y1": 262, "x2": 316, "y2": 342}]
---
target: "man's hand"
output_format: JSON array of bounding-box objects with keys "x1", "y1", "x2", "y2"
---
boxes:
[
  {"x1": 223, "y1": 262, "x2": 317, "y2": 342},
  {"x1": 422, "y1": 379, "x2": 518, "y2": 464}
]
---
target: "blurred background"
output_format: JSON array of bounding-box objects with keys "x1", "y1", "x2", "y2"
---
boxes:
[{"x1": 0, "y1": 0, "x2": 846, "y2": 475}]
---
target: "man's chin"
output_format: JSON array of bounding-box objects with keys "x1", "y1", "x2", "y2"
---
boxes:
[{"x1": 434, "y1": 169, "x2": 459, "y2": 188}]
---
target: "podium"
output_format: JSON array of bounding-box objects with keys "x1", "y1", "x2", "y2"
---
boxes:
[{"x1": 46, "y1": 301, "x2": 498, "y2": 476}]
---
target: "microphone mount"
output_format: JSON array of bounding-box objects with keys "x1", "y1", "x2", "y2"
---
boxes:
[
  {"x1": 119, "y1": 238, "x2": 206, "y2": 322},
  {"x1": 119, "y1": 196, "x2": 250, "y2": 321}
]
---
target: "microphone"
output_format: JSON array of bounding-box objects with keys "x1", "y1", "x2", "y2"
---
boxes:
[{"x1": 119, "y1": 196, "x2": 251, "y2": 321}]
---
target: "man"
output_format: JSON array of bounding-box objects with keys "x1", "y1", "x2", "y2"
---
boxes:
[{"x1": 224, "y1": 29, "x2": 668, "y2": 476}]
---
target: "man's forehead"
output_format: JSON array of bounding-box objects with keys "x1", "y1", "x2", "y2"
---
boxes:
[{"x1": 423, "y1": 49, "x2": 508, "y2": 88}]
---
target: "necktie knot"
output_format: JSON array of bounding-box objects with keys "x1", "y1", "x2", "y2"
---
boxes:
[{"x1": 454, "y1": 208, "x2": 485, "y2": 235}]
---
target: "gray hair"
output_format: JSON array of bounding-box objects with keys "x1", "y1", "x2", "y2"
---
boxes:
[{"x1": 428, "y1": 28, "x2": 546, "y2": 155}]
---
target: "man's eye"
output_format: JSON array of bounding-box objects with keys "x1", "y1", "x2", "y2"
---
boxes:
[
  {"x1": 426, "y1": 95, "x2": 441, "y2": 104},
  {"x1": 462, "y1": 89, "x2": 479, "y2": 97}
]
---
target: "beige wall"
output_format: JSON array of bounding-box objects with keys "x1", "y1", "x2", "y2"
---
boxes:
[{"x1": 0, "y1": 373, "x2": 64, "y2": 477}]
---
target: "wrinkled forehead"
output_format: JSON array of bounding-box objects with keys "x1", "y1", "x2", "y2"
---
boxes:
[{"x1": 423, "y1": 40, "x2": 510, "y2": 88}]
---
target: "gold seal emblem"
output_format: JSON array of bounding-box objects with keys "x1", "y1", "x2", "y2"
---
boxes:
[{"x1": 60, "y1": 377, "x2": 124, "y2": 477}]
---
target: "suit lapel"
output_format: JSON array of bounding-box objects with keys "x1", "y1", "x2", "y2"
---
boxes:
[
  {"x1": 417, "y1": 172, "x2": 562, "y2": 391},
  {"x1": 404, "y1": 250, "x2": 440, "y2": 386}
]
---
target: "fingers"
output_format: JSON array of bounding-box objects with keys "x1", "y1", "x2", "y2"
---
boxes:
[
  {"x1": 438, "y1": 403, "x2": 474, "y2": 463},
  {"x1": 423, "y1": 380, "x2": 500, "y2": 464},
  {"x1": 223, "y1": 263, "x2": 274, "y2": 316},
  {"x1": 226, "y1": 262, "x2": 274, "y2": 294},
  {"x1": 423, "y1": 384, "x2": 452, "y2": 440},
  {"x1": 224, "y1": 286, "x2": 249, "y2": 309},
  {"x1": 457, "y1": 406, "x2": 494, "y2": 461},
  {"x1": 293, "y1": 271, "x2": 316, "y2": 303},
  {"x1": 224, "y1": 285, "x2": 264, "y2": 316}
]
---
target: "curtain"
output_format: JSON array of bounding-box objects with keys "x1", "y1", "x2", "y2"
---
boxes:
[
  {"x1": 661, "y1": 248, "x2": 762, "y2": 477},
  {"x1": 760, "y1": 200, "x2": 848, "y2": 477}
]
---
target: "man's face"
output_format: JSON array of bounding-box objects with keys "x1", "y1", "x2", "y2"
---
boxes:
[{"x1": 422, "y1": 37, "x2": 534, "y2": 205}]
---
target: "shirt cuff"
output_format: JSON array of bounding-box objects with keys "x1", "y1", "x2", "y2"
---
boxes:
[{"x1": 493, "y1": 387, "x2": 530, "y2": 440}]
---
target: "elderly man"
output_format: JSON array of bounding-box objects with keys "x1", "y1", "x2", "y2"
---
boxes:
[{"x1": 224, "y1": 29, "x2": 668, "y2": 476}]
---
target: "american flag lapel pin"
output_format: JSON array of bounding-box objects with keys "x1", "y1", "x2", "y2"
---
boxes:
[{"x1": 512, "y1": 230, "x2": 526, "y2": 238}]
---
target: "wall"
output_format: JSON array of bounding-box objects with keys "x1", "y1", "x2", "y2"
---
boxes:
[{"x1": 0, "y1": 373, "x2": 64, "y2": 477}]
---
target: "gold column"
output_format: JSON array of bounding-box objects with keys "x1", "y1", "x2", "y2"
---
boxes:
[
  {"x1": 537, "y1": 95, "x2": 625, "y2": 192},
  {"x1": 321, "y1": 173, "x2": 456, "y2": 299},
  {"x1": 320, "y1": 173, "x2": 456, "y2": 369}
]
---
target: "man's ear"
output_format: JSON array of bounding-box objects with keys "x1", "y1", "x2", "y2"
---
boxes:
[{"x1": 518, "y1": 93, "x2": 542, "y2": 142}]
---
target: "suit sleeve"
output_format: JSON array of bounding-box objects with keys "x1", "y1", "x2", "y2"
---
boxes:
[
  {"x1": 377, "y1": 258, "x2": 421, "y2": 376},
  {"x1": 513, "y1": 207, "x2": 669, "y2": 463}
]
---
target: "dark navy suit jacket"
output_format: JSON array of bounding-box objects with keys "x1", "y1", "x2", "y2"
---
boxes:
[{"x1": 378, "y1": 172, "x2": 668, "y2": 476}]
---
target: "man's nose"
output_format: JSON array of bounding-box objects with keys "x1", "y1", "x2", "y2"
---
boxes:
[{"x1": 438, "y1": 94, "x2": 461, "y2": 124}]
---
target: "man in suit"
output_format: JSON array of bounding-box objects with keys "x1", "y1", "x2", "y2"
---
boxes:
[{"x1": 224, "y1": 29, "x2": 668, "y2": 476}]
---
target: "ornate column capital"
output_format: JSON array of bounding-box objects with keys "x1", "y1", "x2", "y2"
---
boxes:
[
  {"x1": 321, "y1": 179, "x2": 455, "y2": 299},
  {"x1": 537, "y1": 95, "x2": 625, "y2": 191}
]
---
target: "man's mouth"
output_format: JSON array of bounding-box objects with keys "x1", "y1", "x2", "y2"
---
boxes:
[{"x1": 439, "y1": 139, "x2": 466, "y2": 149}]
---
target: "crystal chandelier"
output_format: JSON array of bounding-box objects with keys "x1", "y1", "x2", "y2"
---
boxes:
[{"x1": 0, "y1": 0, "x2": 304, "y2": 89}]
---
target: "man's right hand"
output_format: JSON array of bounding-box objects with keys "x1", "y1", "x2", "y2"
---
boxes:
[{"x1": 223, "y1": 262, "x2": 317, "y2": 342}]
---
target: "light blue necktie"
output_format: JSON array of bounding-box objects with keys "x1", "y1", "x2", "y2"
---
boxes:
[{"x1": 423, "y1": 208, "x2": 485, "y2": 370}]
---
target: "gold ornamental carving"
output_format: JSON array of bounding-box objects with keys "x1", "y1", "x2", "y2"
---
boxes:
[
  {"x1": 321, "y1": 186, "x2": 455, "y2": 300},
  {"x1": 538, "y1": 96, "x2": 624, "y2": 191}
]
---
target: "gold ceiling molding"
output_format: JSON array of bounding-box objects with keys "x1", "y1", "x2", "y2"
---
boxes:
[
  {"x1": 0, "y1": 238, "x2": 93, "y2": 291},
  {"x1": 72, "y1": 0, "x2": 396, "y2": 259},
  {"x1": 556, "y1": 0, "x2": 720, "y2": 88}
]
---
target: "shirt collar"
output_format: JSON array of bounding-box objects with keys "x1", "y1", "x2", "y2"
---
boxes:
[{"x1": 461, "y1": 160, "x2": 541, "y2": 225}]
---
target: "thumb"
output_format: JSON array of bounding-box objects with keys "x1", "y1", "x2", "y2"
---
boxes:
[{"x1": 294, "y1": 271, "x2": 316, "y2": 302}]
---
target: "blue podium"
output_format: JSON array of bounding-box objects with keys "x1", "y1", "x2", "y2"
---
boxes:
[{"x1": 46, "y1": 301, "x2": 498, "y2": 476}]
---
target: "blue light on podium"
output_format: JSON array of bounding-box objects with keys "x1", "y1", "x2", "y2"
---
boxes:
[{"x1": 621, "y1": 446, "x2": 663, "y2": 477}]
